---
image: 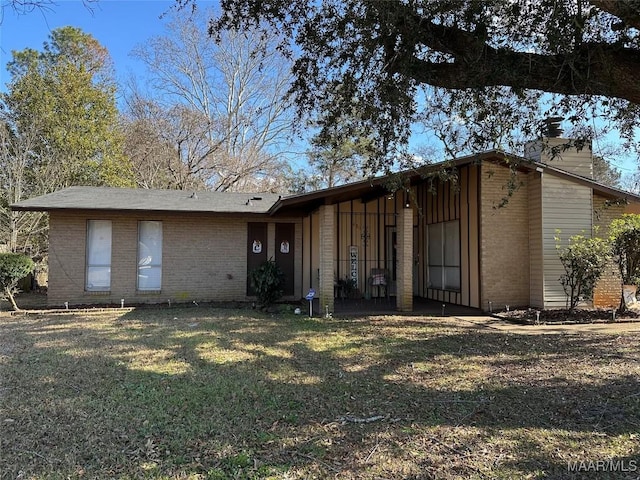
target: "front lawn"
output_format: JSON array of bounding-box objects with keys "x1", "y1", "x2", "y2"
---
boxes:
[{"x1": 1, "y1": 307, "x2": 639, "y2": 479}]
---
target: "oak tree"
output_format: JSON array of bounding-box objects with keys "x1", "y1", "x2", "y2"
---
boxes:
[{"x1": 197, "y1": 0, "x2": 640, "y2": 169}]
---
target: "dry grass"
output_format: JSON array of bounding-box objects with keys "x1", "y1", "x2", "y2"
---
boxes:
[{"x1": 1, "y1": 306, "x2": 639, "y2": 479}]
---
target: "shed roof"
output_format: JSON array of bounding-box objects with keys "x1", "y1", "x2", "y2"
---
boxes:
[
  {"x1": 11, "y1": 186, "x2": 281, "y2": 214},
  {"x1": 268, "y1": 150, "x2": 640, "y2": 214}
]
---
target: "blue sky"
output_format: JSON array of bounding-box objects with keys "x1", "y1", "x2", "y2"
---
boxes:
[{"x1": 1, "y1": 0, "x2": 216, "y2": 90}]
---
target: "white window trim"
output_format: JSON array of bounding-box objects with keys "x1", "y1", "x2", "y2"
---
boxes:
[
  {"x1": 137, "y1": 221, "x2": 163, "y2": 291},
  {"x1": 86, "y1": 220, "x2": 112, "y2": 292}
]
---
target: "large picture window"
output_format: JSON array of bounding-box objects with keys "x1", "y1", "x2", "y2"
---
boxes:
[
  {"x1": 427, "y1": 220, "x2": 460, "y2": 291},
  {"x1": 138, "y1": 221, "x2": 162, "y2": 291},
  {"x1": 86, "y1": 220, "x2": 112, "y2": 291}
]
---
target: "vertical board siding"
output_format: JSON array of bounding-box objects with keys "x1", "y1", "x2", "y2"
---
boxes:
[
  {"x1": 302, "y1": 215, "x2": 310, "y2": 290},
  {"x1": 460, "y1": 167, "x2": 470, "y2": 306},
  {"x1": 468, "y1": 166, "x2": 481, "y2": 308},
  {"x1": 310, "y1": 211, "x2": 320, "y2": 292},
  {"x1": 419, "y1": 165, "x2": 478, "y2": 308},
  {"x1": 335, "y1": 199, "x2": 397, "y2": 298},
  {"x1": 541, "y1": 175, "x2": 592, "y2": 308}
]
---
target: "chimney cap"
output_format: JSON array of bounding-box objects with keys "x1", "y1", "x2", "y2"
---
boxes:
[{"x1": 543, "y1": 117, "x2": 564, "y2": 137}]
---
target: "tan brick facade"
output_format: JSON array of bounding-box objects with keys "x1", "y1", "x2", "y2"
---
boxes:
[
  {"x1": 38, "y1": 164, "x2": 640, "y2": 313},
  {"x1": 592, "y1": 195, "x2": 625, "y2": 308},
  {"x1": 396, "y1": 206, "x2": 413, "y2": 311},
  {"x1": 48, "y1": 210, "x2": 301, "y2": 307},
  {"x1": 479, "y1": 163, "x2": 531, "y2": 310},
  {"x1": 318, "y1": 204, "x2": 335, "y2": 314}
]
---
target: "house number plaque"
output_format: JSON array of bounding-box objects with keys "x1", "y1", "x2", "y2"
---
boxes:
[{"x1": 349, "y1": 245, "x2": 358, "y2": 288}]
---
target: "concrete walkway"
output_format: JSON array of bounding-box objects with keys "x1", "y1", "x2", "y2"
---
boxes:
[{"x1": 454, "y1": 315, "x2": 640, "y2": 335}]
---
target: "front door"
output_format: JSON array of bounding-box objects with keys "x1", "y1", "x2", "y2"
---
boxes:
[
  {"x1": 275, "y1": 223, "x2": 295, "y2": 296},
  {"x1": 247, "y1": 222, "x2": 267, "y2": 295}
]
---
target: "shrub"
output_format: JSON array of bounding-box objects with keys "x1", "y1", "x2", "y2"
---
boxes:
[
  {"x1": 0, "y1": 253, "x2": 34, "y2": 311},
  {"x1": 248, "y1": 259, "x2": 284, "y2": 308},
  {"x1": 556, "y1": 234, "x2": 610, "y2": 312},
  {"x1": 610, "y1": 214, "x2": 640, "y2": 308}
]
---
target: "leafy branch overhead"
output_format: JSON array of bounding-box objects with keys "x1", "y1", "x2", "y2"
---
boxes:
[{"x1": 204, "y1": 0, "x2": 640, "y2": 166}]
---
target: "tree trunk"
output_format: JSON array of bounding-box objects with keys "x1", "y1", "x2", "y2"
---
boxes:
[
  {"x1": 4, "y1": 287, "x2": 21, "y2": 311},
  {"x1": 9, "y1": 211, "x2": 18, "y2": 253}
]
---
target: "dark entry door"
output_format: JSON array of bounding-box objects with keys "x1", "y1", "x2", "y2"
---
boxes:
[
  {"x1": 275, "y1": 223, "x2": 295, "y2": 296},
  {"x1": 247, "y1": 222, "x2": 268, "y2": 295}
]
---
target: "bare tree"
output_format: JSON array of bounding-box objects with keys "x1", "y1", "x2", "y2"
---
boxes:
[
  {"x1": 127, "y1": 8, "x2": 296, "y2": 192},
  {"x1": 0, "y1": 121, "x2": 47, "y2": 255},
  {"x1": 1, "y1": 1, "x2": 98, "y2": 26}
]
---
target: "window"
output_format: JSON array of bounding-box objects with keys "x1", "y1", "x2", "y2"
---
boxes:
[
  {"x1": 138, "y1": 221, "x2": 162, "y2": 290},
  {"x1": 86, "y1": 220, "x2": 112, "y2": 291},
  {"x1": 427, "y1": 220, "x2": 460, "y2": 291}
]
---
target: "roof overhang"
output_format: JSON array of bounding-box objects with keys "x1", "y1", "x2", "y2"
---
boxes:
[
  {"x1": 12, "y1": 151, "x2": 640, "y2": 218},
  {"x1": 269, "y1": 151, "x2": 520, "y2": 215},
  {"x1": 268, "y1": 150, "x2": 640, "y2": 216}
]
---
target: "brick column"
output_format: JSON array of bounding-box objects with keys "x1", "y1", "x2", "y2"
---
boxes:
[
  {"x1": 318, "y1": 204, "x2": 335, "y2": 315},
  {"x1": 396, "y1": 206, "x2": 413, "y2": 312}
]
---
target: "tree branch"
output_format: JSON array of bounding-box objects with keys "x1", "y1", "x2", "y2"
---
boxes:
[
  {"x1": 386, "y1": 8, "x2": 640, "y2": 104},
  {"x1": 591, "y1": 0, "x2": 640, "y2": 30}
]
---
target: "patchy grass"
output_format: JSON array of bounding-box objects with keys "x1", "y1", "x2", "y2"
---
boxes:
[{"x1": 1, "y1": 307, "x2": 639, "y2": 479}]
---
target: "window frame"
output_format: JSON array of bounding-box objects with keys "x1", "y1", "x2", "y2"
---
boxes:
[
  {"x1": 137, "y1": 220, "x2": 163, "y2": 292},
  {"x1": 85, "y1": 220, "x2": 112, "y2": 292}
]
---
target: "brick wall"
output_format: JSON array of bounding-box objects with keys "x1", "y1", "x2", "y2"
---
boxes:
[
  {"x1": 318, "y1": 204, "x2": 335, "y2": 314},
  {"x1": 48, "y1": 210, "x2": 301, "y2": 307},
  {"x1": 396, "y1": 206, "x2": 413, "y2": 311},
  {"x1": 479, "y1": 163, "x2": 531, "y2": 309},
  {"x1": 592, "y1": 196, "x2": 625, "y2": 308}
]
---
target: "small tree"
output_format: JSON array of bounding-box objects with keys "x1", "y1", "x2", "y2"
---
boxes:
[
  {"x1": 248, "y1": 259, "x2": 284, "y2": 308},
  {"x1": 609, "y1": 214, "x2": 640, "y2": 309},
  {"x1": 557, "y1": 234, "x2": 610, "y2": 312},
  {"x1": 0, "y1": 253, "x2": 34, "y2": 311}
]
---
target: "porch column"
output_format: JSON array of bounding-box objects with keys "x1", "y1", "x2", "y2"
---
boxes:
[
  {"x1": 318, "y1": 204, "x2": 335, "y2": 315},
  {"x1": 396, "y1": 205, "x2": 413, "y2": 312}
]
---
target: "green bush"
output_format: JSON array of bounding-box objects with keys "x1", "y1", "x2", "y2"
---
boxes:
[
  {"x1": 609, "y1": 214, "x2": 640, "y2": 309},
  {"x1": 557, "y1": 234, "x2": 610, "y2": 312},
  {"x1": 0, "y1": 253, "x2": 34, "y2": 311},
  {"x1": 248, "y1": 259, "x2": 284, "y2": 307},
  {"x1": 610, "y1": 214, "x2": 640, "y2": 283}
]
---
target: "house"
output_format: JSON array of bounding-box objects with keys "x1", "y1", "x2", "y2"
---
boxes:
[{"x1": 11, "y1": 137, "x2": 640, "y2": 312}]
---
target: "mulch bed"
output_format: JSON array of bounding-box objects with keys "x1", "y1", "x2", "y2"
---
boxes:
[{"x1": 498, "y1": 307, "x2": 640, "y2": 325}]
